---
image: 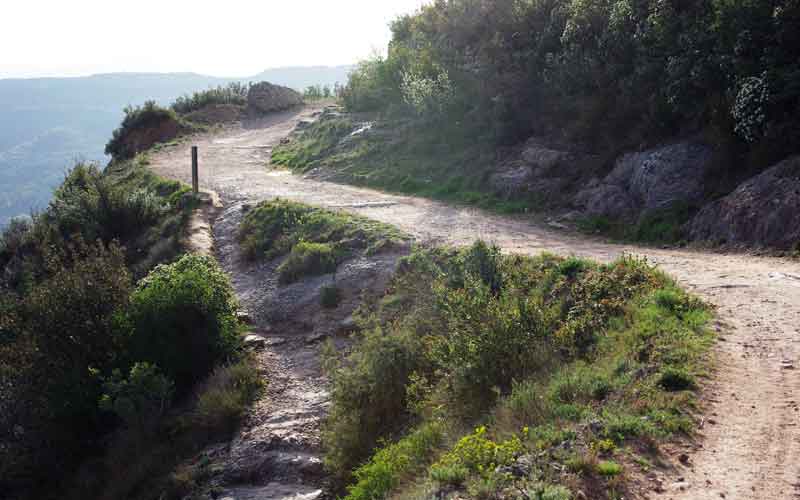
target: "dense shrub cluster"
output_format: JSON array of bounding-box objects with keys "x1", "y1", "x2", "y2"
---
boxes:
[
  {"x1": 342, "y1": 0, "x2": 800, "y2": 167},
  {"x1": 0, "y1": 162, "x2": 240, "y2": 499},
  {"x1": 323, "y1": 242, "x2": 713, "y2": 498},
  {"x1": 171, "y1": 82, "x2": 249, "y2": 115}
]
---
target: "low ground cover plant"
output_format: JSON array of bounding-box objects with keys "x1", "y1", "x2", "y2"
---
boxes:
[
  {"x1": 238, "y1": 199, "x2": 407, "y2": 282},
  {"x1": 323, "y1": 241, "x2": 713, "y2": 499}
]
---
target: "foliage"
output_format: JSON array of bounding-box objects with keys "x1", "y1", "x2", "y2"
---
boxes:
[
  {"x1": 323, "y1": 328, "x2": 424, "y2": 484},
  {"x1": 277, "y1": 241, "x2": 338, "y2": 284},
  {"x1": 271, "y1": 114, "x2": 530, "y2": 215},
  {"x1": 339, "y1": 0, "x2": 800, "y2": 173},
  {"x1": 303, "y1": 84, "x2": 336, "y2": 100},
  {"x1": 105, "y1": 101, "x2": 189, "y2": 160},
  {"x1": 171, "y1": 82, "x2": 249, "y2": 115},
  {"x1": 125, "y1": 254, "x2": 239, "y2": 392},
  {"x1": 401, "y1": 65, "x2": 456, "y2": 118},
  {"x1": 0, "y1": 238, "x2": 132, "y2": 493},
  {"x1": 99, "y1": 362, "x2": 175, "y2": 430},
  {"x1": 238, "y1": 199, "x2": 407, "y2": 269},
  {"x1": 323, "y1": 242, "x2": 713, "y2": 498},
  {"x1": 192, "y1": 358, "x2": 264, "y2": 434},
  {"x1": 431, "y1": 426, "x2": 522, "y2": 478},
  {"x1": 344, "y1": 422, "x2": 444, "y2": 500}
]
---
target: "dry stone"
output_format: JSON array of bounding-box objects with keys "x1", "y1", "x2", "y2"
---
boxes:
[
  {"x1": 246, "y1": 82, "x2": 303, "y2": 115},
  {"x1": 688, "y1": 155, "x2": 800, "y2": 249}
]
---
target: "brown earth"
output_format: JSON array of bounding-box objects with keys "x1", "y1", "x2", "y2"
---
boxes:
[{"x1": 148, "y1": 105, "x2": 800, "y2": 500}]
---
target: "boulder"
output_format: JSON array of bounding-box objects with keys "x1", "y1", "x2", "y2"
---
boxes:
[
  {"x1": 576, "y1": 141, "x2": 714, "y2": 219},
  {"x1": 688, "y1": 156, "x2": 800, "y2": 249},
  {"x1": 246, "y1": 82, "x2": 303, "y2": 115},
  {"x1": 490, "y1": 138, "x2": 600, "y2": 206}
]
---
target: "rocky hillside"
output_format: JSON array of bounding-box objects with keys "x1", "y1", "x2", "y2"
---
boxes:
[
  {"x1": 273, "y1": 111, "x2": 800, "y2": 251},
  {"x1": 296, "y1": 0, "x2": 800, "y2": 251}
]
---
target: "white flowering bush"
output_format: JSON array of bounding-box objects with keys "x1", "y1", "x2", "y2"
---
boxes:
[
  {"x1": 400, "y1": 66, "x2": 455, "y2": 117},
  {"x1": 733, "y1": 72, "x2": 770, "y2": 143}
]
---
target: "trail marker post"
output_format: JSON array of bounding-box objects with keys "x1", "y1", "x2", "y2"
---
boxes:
[{"x1": 191, "y1": 146, "x2": 199, "y2": 194}]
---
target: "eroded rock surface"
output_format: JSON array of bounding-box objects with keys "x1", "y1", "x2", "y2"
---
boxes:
[
  {"x1": 490, "y1": 138, "x2": 600, "y2": 206},
  {"x1": 247, "y1": 82, "x2": 304, "y2": 116},
  {"x1": 688, "y1": 155, "x2": 800, "y2": 249},
  {"x1": 576, "y1": 141, "x2": 714, "y2": 219},
  {"x1": 190, "y1": 199, "x2": 406, "y2": 499}
]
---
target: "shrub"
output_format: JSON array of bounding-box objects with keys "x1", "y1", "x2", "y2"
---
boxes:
[
  {"x1": 0, "y1": 239, "x2": 132, "y2": 493},
  {"x1": 48, "y1": 164, "x2": 167, "y2": 244},
  {"x1": 596, "y1": 460, "x2": 623, "y2": 477},
  {"x1": 99, "y1": 362, "x2": 175, "y2": 430},
  {"x1": 432, "y1": 426, "x2": 522, "y2": 477},
  {"x1": 277, "y1": 241, "x2": 338, "y2": 284},
  {"x1": 105, "y1": 101, "x2": 186, "y2": 160},
  {"x1": 238, "y1": 199, "x2": 310, "y2": 259},
  {"x1": 323, "y1": 328, "x2": 423, "y2": 482},
  {"x1": 171, "y1": 82, "x2": 249, "y2": 115},
  {"x1": 193, "y1": 358, "x2": 263, "y2": 434},
  {"x1": 344, "y1": 422, "x2": 444, "y2": 500},
  {"x1": 429, "y1": 463, "x2": 469, "y2": 487},
  {"x1": 526, "y1": 483, "x2": 573, "y2": 500},
  {"x1": 658, "y1": 366, "x2": 696, "y2": 392},
  {"x1": 126, "y1": 254, "x2": 239, "y2": 392},
  {"x1": 238, "y1": 199, "x2": 406, "y2": 264}
]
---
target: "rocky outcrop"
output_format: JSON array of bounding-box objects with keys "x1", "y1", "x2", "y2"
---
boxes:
[
  {"x1": 490, "y1": 138, "x2": 601, "y2": 207},
  {"x1": 688, "y1": 156, "x2": 800, "y2": 249},
  {"x1": 576, "y1": 141, "x2": 714, "y2": 219},
  {"x1": 246, "y1": 82, "x2": 303, "y2": 115}
]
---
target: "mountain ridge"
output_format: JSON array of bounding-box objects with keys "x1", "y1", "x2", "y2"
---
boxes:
[{"x1": 0, "y1": 65, "x2": 353, "y2": 226}]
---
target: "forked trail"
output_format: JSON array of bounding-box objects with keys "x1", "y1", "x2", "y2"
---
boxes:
[{"x1": 149, "y1": 106, "x2": 800, "y2": 500}]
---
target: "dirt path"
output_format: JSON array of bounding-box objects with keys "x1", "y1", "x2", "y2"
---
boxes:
[{"x1": 149, "y1": 106, "x2": 800, "y2": 500}]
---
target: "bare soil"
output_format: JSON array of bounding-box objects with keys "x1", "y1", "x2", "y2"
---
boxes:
[{"x1": 149, "y1": 105, "x2": 800, "y2": 500}]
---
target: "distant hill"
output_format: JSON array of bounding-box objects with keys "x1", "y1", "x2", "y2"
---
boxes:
[{"x1": 0, "y1": 66, "x2": 352, "y2": 226}]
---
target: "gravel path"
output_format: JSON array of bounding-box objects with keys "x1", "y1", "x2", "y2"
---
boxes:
[{"x1": 149, "y1": 106, "x2": 800, "y2": 500}]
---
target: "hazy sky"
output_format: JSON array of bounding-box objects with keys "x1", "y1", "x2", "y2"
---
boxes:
[{"x1": 0, "y1": 0, "x2": 429, "y2": 79}]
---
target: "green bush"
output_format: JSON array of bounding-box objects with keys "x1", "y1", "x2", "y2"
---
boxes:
[
  {"x1": 0, "y1": 239, "x2": 132, "y2": 493},
  {"x1": 344, "y1": 422, "x2": 444, "y2": 500},
  {"x1": 193, "y1": 358, "x2": 264, "y2": 434},
  {"x1": 432, "y1": 426, "x2": 522, "y2": 477},
  {"x1": 99, "y1": 362, "x2": 175, "y2": 430},
  {"x1": 345, "y1": 0, "x2": 800, "y2": 168},
  {"x1": 658, "y1": 366, "x2": 696, "y2": 392},
  {"x1": 323, "y1": 328, "x2": 423, "y2": 483},
  {"x1": 596, "y1": 460, "x2": 623, "y2": 477},
  {"x1": 171, "y1": 82, "x2": 249, "y2": 115},
  {"x1": 126, "y1": 254, "x2": 239, "y2": 392},
  {"x1": 278, "y1": 241, "x2": 338, "y2": 284},
  {"x1": 48, "y1": 163, "x2": 167, "y2": 245},
  {"x1": 326, "y1": 242, "x2": 713, "y2": 498},
  {"x1": 526, "y1": 483, "x2": 573, "y2": 500},
  {"x1": 105, "y1": 101, "x2": 186, "y2": 160}
]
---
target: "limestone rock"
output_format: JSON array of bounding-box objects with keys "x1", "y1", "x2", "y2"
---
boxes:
[
  {"x1": 576, "y1": 141, "x2": 714, "y2": 219},
  {"x1": 688, "y1": 155, "x2": 800, "y2": 249},
  {"x1": 246, "y1": 82, "x2": 303, "y2": 115},
  {"x1": 490, "y1": 138, "x2": 600, "y2": 206}
]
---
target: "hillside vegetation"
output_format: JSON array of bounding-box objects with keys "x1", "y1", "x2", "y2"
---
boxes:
[
  {"x1": 274, "y1": 0, "x2": 800, "y2": 249},
  {"x1": 0, "y1": 157, "x2": 259, "y2": 500},
  {"x1": 343, "y1": 0, "x2": 799, "y2": 159},
  {"x1": 323, "y1": 242, "x2": 712, "y2": 499}
]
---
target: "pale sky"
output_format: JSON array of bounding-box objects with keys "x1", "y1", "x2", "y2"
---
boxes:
[{"x1": 0, "y1": 0, "x2": 429, "y2": 79}]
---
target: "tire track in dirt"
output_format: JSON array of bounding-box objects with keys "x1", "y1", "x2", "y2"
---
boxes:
[{"x1": 149, "y1": 106, "x2": 800, "y2": 500}]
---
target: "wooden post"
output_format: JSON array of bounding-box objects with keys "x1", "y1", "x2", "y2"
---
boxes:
[{"x1": 191, "y1": 146, "x2": 199, "y2": 194}]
